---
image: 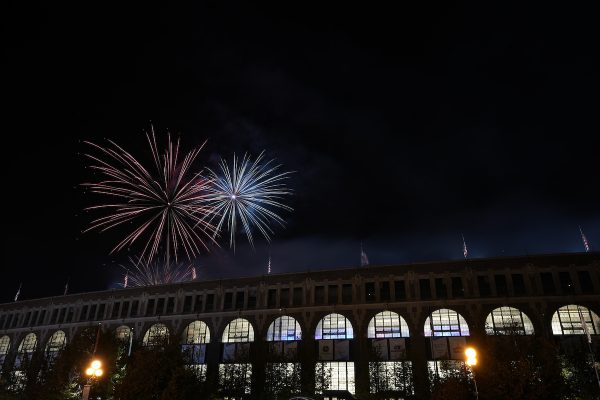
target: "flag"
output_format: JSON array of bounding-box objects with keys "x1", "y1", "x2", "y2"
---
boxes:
[
  {"x1": 223, "y1": 343, "x2": 236, "y2": 361},
  {"x1": 269, "y1": 342, "x2": 283, "y2": 356},
  {"x1": 124, "y1": 274, "x2": 129, "y2": 288},
  {"x1": 449, "y1": 337, "x2": 467, "y2": 359},
  {"x1": 14, "y1": 283, "x2": 22, "y2": 302},
  {"x1": 462, "y1": 234, "x2": 468, "y2": 259},
  {"x1": 267, "y1": 255, "x2": 272, "y2": 275},
  {"x1": 579, "y1": 226, "x2": 590, "y2": 252},
  {"x1": 191, "y1": 267, "x2": 197, "y2": 280},
  {"x1": 361, "y1": 243, "x2": 369, "y2": 266},
  {"x1": 372, "y1": 339, "x2": 389, "y2": 360},
  {"x1": 319, "y1": 340, "x2": 334, "y2": 360},
  {"x1": 334, "y1": 340, "x2": 350, "y2": 360},
  {"x1": 431, "y1": 337, "x2": 449, "y2": 359},
  {"x1": 389, "y1": 338, "x2": 407, "y2": 360},
  {"x1": 283, "y1": 341, "x2": 298, "y2": 360},
  {"x1": 63, "y1": 278, "x2": 69, "y2": 296}
]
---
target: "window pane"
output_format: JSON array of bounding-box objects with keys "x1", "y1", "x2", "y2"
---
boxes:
[
  {"x1": 368, "y1": 311, "x2": 410, "y2": 338},
  {"x1": 424, "y1": 309, "x2": 470, "y2": 337},
  {"x1": 222, "y1": 318, "x2": 255, "y2": 343},
  {"x1": 315, "y1": 313, "x2": 354, "y2": 339},
  {"x1": 485, "y1": 307, "x2": 534, "y2": 335},
  {"x1": 551, "y1": 304, "x2": 600, "y2": 335},
  {"x1": 266, "y1": 316, "x2": 302, "y2": 341},
  {"x1": 316, "y1": 362, "x2": 355, "y2": 394}
]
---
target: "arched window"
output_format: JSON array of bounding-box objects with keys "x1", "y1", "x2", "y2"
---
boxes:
[
  {"x1": 182, "y1": 321, "x2": 210, "y2": 380},
  {"x1": 15, "y1": 333, "x2": 37, "y2": 369},
  {"x1": 182, "y1": 321, "x2": 211, "y2": 344},
  {"x1": 485, "y1": 307, "x2": 534, "y2": 335},
  {"x1": 143, "y1": 323, "x2": 170, "y2": 346},
  {"x1": 222, "y1": 318, "x2": 254, "y2": 343},
  {"x1": 115, "y1": 326, "x2": 132, "y2": 342},
  {"x1": 17, "y1": 333, "x2": 37, "y2": 354},
  {"x1": 0, "y1": 336, "x2": 10, "y2": 367},
  {"x1": 368, "y1": 311, "x2": 410, "y2": 338},
  {"x1": 266, "y1": 316, "x2": 302, "y2": 341},
  {"x1": 45, "y1": 331, "x2": 66, "y2": 355},
  {"x1": 424, "y1": 308, "x2": 470, "y2": 337},
  {"x1": 315, "y1": 313, "x2": 354, "y2": 340},
  {"x1": 551, "y1": 304, "x2": 600, "y2": 335}
]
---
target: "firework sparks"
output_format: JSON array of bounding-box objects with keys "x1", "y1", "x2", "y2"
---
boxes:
[
  {"x1": 119, "y1": 257, "x2": 196, "y2": 287},
  {"x1": 82, "y1": 127, "x2": 217, "y2": 263},
  {"x1": 206, "y1": 151, "x2": 293, "y2": 250}
]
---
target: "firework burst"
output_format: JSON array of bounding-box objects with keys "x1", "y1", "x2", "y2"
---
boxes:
[
  {"x1": 206, "y1": 151, "x2": 293, "y2": 250},
  {"x1": 83, "y1": 127, "x2": 217, "y2": 263},
  {"x1": 119, "y1": 257, "x2": 197, "y2": 287}
]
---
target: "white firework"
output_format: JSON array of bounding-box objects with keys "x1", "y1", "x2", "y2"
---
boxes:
[{"x1": 206, "y1": 151, "x2": 293, "y2": 250}]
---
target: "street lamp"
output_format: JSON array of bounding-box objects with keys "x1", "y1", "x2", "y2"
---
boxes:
[
  {"x1": 82, "y1": 359, "x2": 103, "y2": 400},
  {"x1": 464, "y1": 347, "x2": 479, "y2": 400}
]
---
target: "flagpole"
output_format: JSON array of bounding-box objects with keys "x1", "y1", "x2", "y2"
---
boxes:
[
  {"x1": 577, "y1": 306, "x2": 600, "y2": 389},
  {"x1": 14, "y1": 283, "x2": 22, "y2": 302},
  {"x1": 63, "y1": 277, "x2": 70, "y2": 296},
  {"x1": 428, "y1": 306, "x2": 439, "y2": 378}
]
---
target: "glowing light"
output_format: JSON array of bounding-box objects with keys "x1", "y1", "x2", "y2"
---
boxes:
[
  {"x1": 206, "y1": 151, "x2": 293, "y2": 250},
  {"x1": 82, "y1": 127, "x2": 218, "y2": 264},
  {"x1": 465, "y1": 347, "x2": 477, "y2": 366},
  {"x1": 86, "y1": 359, "x2": 103, "y2": 379}
]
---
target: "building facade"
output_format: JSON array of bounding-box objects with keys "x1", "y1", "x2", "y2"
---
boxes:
[{"x1": 1, "y1": 252, "x2": 599, "y2": 398}]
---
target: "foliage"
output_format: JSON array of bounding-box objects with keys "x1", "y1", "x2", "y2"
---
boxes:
[
  {"x1": 559, "y1": 339, "x2": 600, "y2": 400},
  {"x1": 114, "y1": 341, "x2": 199, "y2": 400},
  {"x1": 428, "y1": 360, "x2": 473, "y2": 400},
  {"x1": 475, "y1": 335, "x2": 569, "y2": 400},
  {"x1": 264, "y1": 362, "x2": 302, "y2": 398}
]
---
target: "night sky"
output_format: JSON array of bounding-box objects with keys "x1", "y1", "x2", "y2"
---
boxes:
[{"x1": 3, "y1": 2, "x2": 598, "y2": 302}]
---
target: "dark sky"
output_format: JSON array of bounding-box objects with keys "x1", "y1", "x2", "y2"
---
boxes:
[{"x1": 2, "y1": 2, "x2": 598, "y2": 302}]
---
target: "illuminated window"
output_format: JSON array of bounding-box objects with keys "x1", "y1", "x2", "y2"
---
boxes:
[
  {"x1": 369, "y1": 361, "x2": 414, "y2": 394},
  {"x1": 115, "y1": 325, "x2": 132, "y2": 342},
  {"x1": 222, "y1": 318, "x2": 255, "y2": 343},
  {"x1": 368, "y1": 311, "x2": 410, "y2": 338},
  {"x1": 424, "y1": 309, "x2": 470, "y2": 337},
  {"x1": 485, "y1": 307, "x2": 534, "y2": 335},
  {"x1": 315, "y1": 362, "x2": 355, "y2": 394},
  {"x1": 218, "y1": 363, "x2": 252, "y2": 395},
  {"x1": 266, "y1": 316, "x2": 302, "y2": 341},
  {"x1": 551, "y1": 304, "x2": 600, "y2": 335},
  {"x1": 315, "y1": 313, "x2": 354, "y2": 340},
  {"x1": 15, "y1": 333, "x2": 37, "y2": 369},
  {"x1": 0, "y1": 336, "x2": 10, "y2": 368},
  {"x1": 183, "y1": 321, "x2": 211, "y2": 344},
  {"x1": 182, "y1": 321, "x2": 210, "y2": 380},
  {"x1": 45, "y1": 331, "x2": 66, "y2": 362},
  {"x1": 143, "y1": 323, "x2": 170, "y2": 346}
]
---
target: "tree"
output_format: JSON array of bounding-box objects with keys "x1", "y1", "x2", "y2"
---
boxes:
[
  {"x1": 475, "y1": 335, "x2": 569, "y2": 400},
  {"x1": 264, "y1": 362, "x2": 302, "y2": 399},
  {"x1": 428, "y1": 360, "x2": 473, "y2": 400}
]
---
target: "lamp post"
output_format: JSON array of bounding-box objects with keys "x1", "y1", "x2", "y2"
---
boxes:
[
  {"x1": 465, "y1": 347, "x2": 479, "y2": 400},
  {"x1": 82, "y1": 359, "x2": 103, "y2": 400}
]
